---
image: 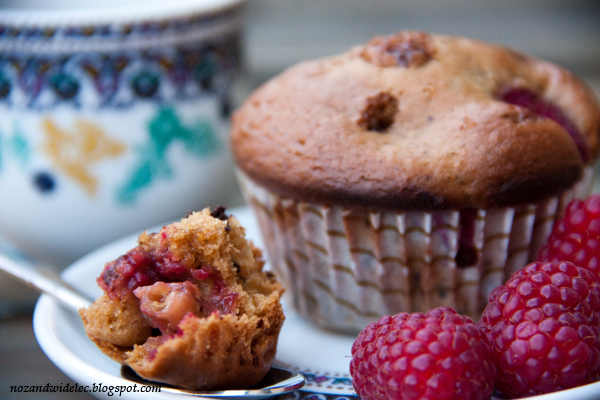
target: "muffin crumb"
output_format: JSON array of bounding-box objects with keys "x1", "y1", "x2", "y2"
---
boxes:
[{"x1": 80, "y1": 208, "x2": 284, "y2": 390}]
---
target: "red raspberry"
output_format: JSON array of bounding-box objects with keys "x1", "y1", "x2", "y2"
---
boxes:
[
  {"x1": 478, "y1": 261, "x2": 600, "y2": 398},
  {"x1": 350, "y1": 307, "x2": 495, "y2": 400},
  {"x1": 538, "y1": 194, "x2": 600, "y2": 279}
]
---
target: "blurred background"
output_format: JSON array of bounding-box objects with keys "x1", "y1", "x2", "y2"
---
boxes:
[
  {"x1": 1, "y1": 0, "x2": 599, "y2": 398},
  {"x1": 242, "y1": 0, "x2": 600, "y2": 93}
]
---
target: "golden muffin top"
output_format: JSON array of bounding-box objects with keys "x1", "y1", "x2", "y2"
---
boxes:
[{"x1": 231, "y1": 31, "x2": 600, "y2": 210}]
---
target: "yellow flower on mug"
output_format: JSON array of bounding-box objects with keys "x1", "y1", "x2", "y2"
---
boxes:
[{"x1": 41, "y1": 118, "x2": 126, "y2": 196}]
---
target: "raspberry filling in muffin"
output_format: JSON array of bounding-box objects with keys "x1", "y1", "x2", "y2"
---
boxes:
[
  {"x1": 98, "y1": 237, "x2": 239, "y2": 333},
  {"x1": 452, "y1": 89, "x2": 592, "y2": 269},
  {"x1": 80, "y1": 207, "x2": 285, "y2": 390},
  {"x1": 501, "y1": 87, "x2": 590, "y2": 162}
]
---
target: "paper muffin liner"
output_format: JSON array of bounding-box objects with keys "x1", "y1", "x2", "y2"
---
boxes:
[{"x1": 236, "y1": 167, "x2": 595, "y2": 333}]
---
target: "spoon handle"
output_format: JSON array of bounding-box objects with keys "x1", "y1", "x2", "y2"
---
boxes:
[{"x1": 0, "y1": 243, "x2": 92, "y2": 312}]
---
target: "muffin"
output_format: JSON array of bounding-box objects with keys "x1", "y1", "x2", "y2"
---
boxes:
[
  {"x1": 79, "y1": 207, "x2": 284, "y2": 390},
  {"x1": 230, "y1": 31, "x2": 600, "y2": 333}
]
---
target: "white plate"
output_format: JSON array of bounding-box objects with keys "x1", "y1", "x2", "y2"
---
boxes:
[{"x1": 33, "y1": 206, "x2": 600, "y2": 400}]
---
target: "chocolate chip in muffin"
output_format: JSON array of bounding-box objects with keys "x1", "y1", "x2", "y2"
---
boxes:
[
  {"x1": 210, "y1": 204, "x2": 229, "y2": 220},
  {"x1": 211, "y1": 205, "x2": 231, "y2": 231},
  {"x1": 358, "y1": 92, "x2": 399, "y2": 132},
  {"x1": 265, "y1": 271, "x2": 276, "y2": 281}
]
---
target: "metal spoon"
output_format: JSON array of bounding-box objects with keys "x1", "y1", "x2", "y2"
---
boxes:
[
  {"x1": 0, "y1": 245, "x2": 306, "y2": 397},
  {"x1": 121, "y1": 365, "x2": 305, "y2": 398},
  {"x1": 0, "y1": 242, "x2": 91, "y2": 311}
]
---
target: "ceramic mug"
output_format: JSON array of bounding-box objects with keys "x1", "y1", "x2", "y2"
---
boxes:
[{"x1": 0, "y1": 0, "x2": 245, "y2": 278}]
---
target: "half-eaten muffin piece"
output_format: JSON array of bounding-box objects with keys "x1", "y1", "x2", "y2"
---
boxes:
[{"x1": 79, "y1": 207, "x2": 284, "y2": 390}]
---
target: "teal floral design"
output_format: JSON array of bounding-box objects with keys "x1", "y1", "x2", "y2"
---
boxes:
[
  {"x1": 0, "y1": 123, "x2": 31, "y2": 172},
  {"x1": 9, "y1": 124, "x2": 30, "y2": 169},
  {"x1": 330, "y1": 378, "x2": 352, "y2": 386},
  {"x1": 0, "y1": 132, "x2": 3, "y2": 172},
  {"x1": 117, "y1": 106, "x2": 220, "y2": 204}
]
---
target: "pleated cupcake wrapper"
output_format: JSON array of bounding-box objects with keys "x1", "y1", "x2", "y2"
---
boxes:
[{"x1": 236, "y1": 167, "x2": 594, "y2": 333}]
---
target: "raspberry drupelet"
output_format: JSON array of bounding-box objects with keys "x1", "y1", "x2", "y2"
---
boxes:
[
  {"x1": 350, "y1": 307, "x2": 495, "y2": 400},
  {"x1": 538, "y1": 193, "x2": 600, "y2": 279},
  {"x1": 478, "y1": 261, "x2": 600, "y2": 398}
]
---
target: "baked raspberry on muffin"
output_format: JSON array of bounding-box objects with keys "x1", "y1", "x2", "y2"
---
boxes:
[
  {"x1": 231, "y1": 31, "x2": 600, "y2": 332},
  {"x1": 79, "y1": 207, "x2": 285, "y2": 390}
]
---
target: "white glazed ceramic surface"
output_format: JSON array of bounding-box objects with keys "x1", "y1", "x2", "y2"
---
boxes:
[
  {"x1": 33, "y1": 206, "x2": 600, "y2": 400},
  {"x1": 0, "y1": 0, "x2": 243, "y2": 269}
]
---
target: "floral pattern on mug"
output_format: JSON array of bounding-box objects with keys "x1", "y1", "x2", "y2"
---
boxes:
[
  {"x1": 0, "y1": 36, "x2": 238, "y2": 111},
  {"x1": 41, "y1": 118, "x2": 127, "y2": 196},
  {"x1": 0, "y1": 35, "x2": 237, "y2": 199},
  {"x1": 117, "y1": 106, "x2": 221, "y2": 204}
]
